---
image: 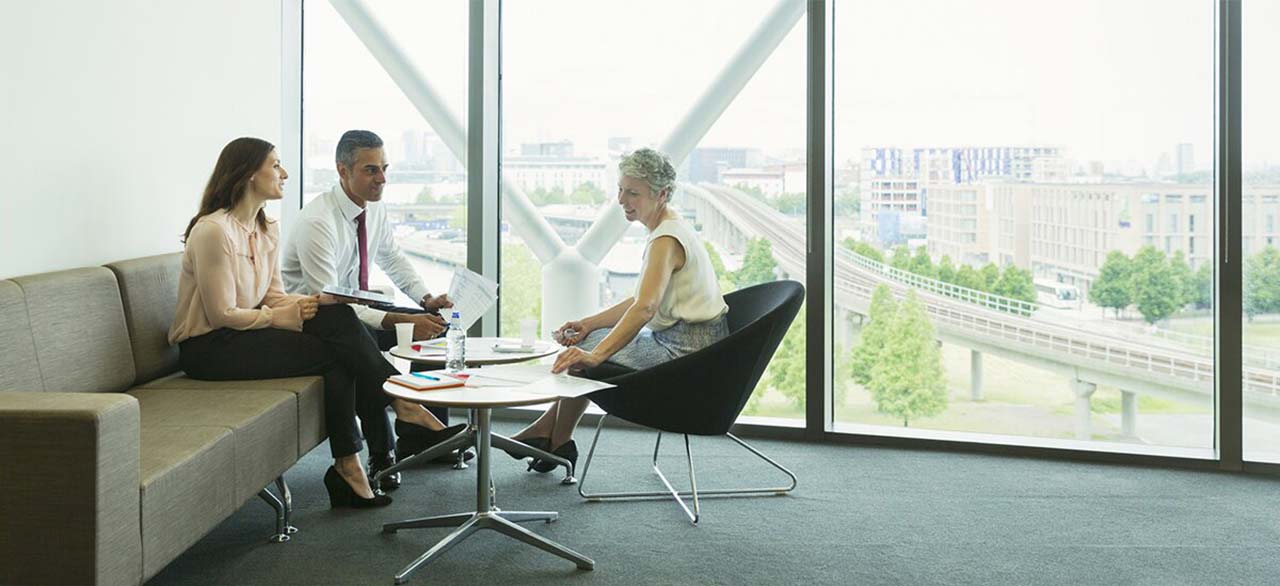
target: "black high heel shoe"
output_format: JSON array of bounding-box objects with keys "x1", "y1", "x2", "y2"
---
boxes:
[
  {"x1": 530, "y1": 440, "x2": 577, "y2": 474},
  {"x1": 500, "y1": 437, "x2": 549, "y2": 461},
  {"x1": 394, "y1": 422, "x2": 470, "y2": 461},
  {"x1": 323, "y1": 466, "x2": 392, "y2": 509}
]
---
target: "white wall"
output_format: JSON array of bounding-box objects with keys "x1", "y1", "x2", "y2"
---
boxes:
[{"x1": 0, "y1": 0, "x2": 292, "y2": 279}]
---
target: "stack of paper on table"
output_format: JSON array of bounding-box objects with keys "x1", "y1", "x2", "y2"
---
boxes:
[
  {"x1": 387, "y1": 372, "x2": 466, "y2": 391},
  {"x1": 459, "y1": 364, "x2": 614, "y2": 398}
]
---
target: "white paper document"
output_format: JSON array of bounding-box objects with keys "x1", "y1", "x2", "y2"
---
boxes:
[
  {"x1": 518, "y1": 374, "x2": 614, "y2": 398},
  {"x1": 460, "y1": 364, "x2": 614, "y2": 398},
  {"x1": 447, "y1": 267, "x2": 499, "y2": 331},
  {"x1": 460, "y1": 364, "x2": 554, "y2": 385}
]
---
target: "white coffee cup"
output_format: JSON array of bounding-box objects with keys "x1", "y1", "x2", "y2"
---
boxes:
[
  {"x1": 395, "y1": 322, "x2": 415, "y2": 350},
  {"x1": 519, "y1": 318, "x2": 538, "y2": 350}
]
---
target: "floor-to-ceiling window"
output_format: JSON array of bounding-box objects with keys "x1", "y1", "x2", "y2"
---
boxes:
[
  {"x1": 302, "y1": 1, "x2": 468, "y2": 304},
  {"x1": 295, "y1": 1, "x2": 1270, "y2": 462},
  {"x1": 830, "y1": 0, "x2": 1217, "y2": 454},
  {"x1": 499, "y1": 0, "x2": 809, "y2": 424},
  {"x1": 1242, "y1": 0, "x2": 1280, "y2": 463}
]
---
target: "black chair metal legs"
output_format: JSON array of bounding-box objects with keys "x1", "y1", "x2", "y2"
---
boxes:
[{"x1": 576, "y1": 415, "x2": 797, "y2": 526}]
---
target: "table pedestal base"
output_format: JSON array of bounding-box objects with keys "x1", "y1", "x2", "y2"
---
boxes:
[
  {"x1": 385, "y1": 510, "x2": 592, "y2": 584},
  {"x1": 377, "y1": 408, "x2": 594, "y2": 584}
]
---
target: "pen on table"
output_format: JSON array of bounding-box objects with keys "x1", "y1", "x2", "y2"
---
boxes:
[{"x1": 410, "y1": 372, "x2": 440, "y2": 381}]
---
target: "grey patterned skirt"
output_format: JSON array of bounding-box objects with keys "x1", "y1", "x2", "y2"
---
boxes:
[{"x1": 575, "y1": 315, "x2": 730, "y2": 371}]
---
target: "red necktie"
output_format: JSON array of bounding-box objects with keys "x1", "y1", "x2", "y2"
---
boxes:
[{"x1": 356, "y1": 211, "x2": 369, "y2": 290}]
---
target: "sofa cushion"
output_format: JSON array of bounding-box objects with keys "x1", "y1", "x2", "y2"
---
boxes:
[
  {"x1": 130, "y1": 388, "x2": 298, "y2": 505},
  {"x1": 139, "y1": 424, "x2": 235, "y2": 582},
  {"x1": 140, "y1": 373, "x2": 326, "y2": 458},
  {"x1": 12, "y1": 267, "x2": 135, "y2": 393},
  {"x1": 0, "y1": 280, "x2": 43, "y2": 392},
  {"x1": 105, "y1": 253, "x2": 182, "y2": 386}
]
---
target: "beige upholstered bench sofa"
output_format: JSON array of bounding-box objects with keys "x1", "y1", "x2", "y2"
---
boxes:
[{"x1": 0, "y1": 253, "x2": 326, "y2": 585}]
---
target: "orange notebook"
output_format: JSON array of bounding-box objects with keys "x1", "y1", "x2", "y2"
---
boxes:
[{"x1": 388, "y1": 372, "x2": 466, "y2": 391}]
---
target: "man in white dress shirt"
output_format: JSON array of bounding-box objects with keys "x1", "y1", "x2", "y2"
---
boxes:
[{"x1": 282, "y1": 130, "x2": 467, "y2": 485}]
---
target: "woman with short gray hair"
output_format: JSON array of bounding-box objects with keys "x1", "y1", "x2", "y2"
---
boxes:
[{"x1": 505, "y1": 147, "x2": 730, "y2": 473}]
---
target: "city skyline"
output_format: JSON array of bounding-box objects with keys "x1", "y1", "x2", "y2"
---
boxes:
[{"x1": 303, "y1": 0, "x2": 1280, "y2": 177}]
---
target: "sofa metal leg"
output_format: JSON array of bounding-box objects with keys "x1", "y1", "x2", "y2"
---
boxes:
[
  {"x1": 275, "y1": 476, "x2": 298, "y2": 536},
  {"x1": 578, "y1": 419, "x2": 797, "y2": 526},
  {"x1": 258, "y1": 475, "x2": 297, "y2": 543}
]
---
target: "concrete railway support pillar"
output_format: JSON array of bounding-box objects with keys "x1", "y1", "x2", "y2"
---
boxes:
[
  {"x1": 970, "y1": 350, "x2": 984, "y2": 402},
  {"x1": 1121, "y1": 390, "x2": 1138, "y2": 438},
  {"x1": 1070, "y1": 379, "x2": 1097, "y2": 441},
  {"x1": 835, "y1": 308, "x2": 855, "y2": 350}
]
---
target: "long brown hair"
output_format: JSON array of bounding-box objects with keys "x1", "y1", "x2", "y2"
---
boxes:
[{"x1": 183, "y1": 137, "x2": 276, "y2": 242}]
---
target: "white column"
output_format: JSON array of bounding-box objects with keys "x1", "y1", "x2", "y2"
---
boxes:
[
  {"x1": 1070, "y1": 379, "x2": 1097, "y2": 441},
  {"x1": 970, "y1": 350, "x2": 984, "y2": 401},
  {"x1": 1121, "y1": 390, "x2": 1138, "y2": 438}
]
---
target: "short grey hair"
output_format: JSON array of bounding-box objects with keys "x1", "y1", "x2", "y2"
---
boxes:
[
  {"x1": 336, "y1": 130, "x2": 384, "y2": 168},
  {"x1": 619, "y1": 148, "x2": 677, "y2": 201}
]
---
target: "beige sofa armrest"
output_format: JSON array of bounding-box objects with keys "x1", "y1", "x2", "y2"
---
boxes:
[{"x1": 0, "y1": 392, "x2": 142, "y2": 586}]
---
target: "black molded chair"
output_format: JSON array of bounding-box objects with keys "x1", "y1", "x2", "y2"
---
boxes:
[{"x1": 575, "y1": 279, "x2": 804, "y2": 525}]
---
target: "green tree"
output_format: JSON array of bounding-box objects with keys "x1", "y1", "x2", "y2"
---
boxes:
[
  {"x1": 569, "y1": 182, "x2": 605, "y2": 205},
  {"x1": 734, "y1": 238, "x2": 778, "y2": 288},
  {"x1": 1089, "y1": 251, "x2": 1133, "y2": 318},
  {"x1": 978, "y1": 263, "x2": 1000, "y2": 291},
  {"x1": 1168, "y1": 250, "x2": 1195, "y2": 310},
  {"x1": 760, "y1": 304, "x2": 806, "y2": 408},
  {"x1": 1246, "y1": 246, "x2": 1280, "y2": 319},
  {"x1": 890, "y1": 246, "x2": 911, "y2": 270},
  {"x1": 868, "y1": 290, "x2": 948, "y2": 426},
  {"x1": 704, "y1": 241, "x2": 737, "y2": 293},
  {"x1": 774, "y1": 192, "x2": 806, "y2": 215},
  {"x1": 936, "y1": 255, "x2": 956, "y2": 284},
  {"x1": 1192, "y1": 262, "x2": 1213, "y2": 309},
  {"x1": 529, "y1": 186, "x2": 568, "y2": 206},
  {"x1": 834, "y1": 187, "x2": 860, "y2": 218},
  {"x1": 448, "y1": 204, "x2": 467, "y2": 229},
  {"x1": 908, "y1": 246, "x2": 935, "y2": 278},
  {"x1": 498, "y1": 243, "x2": 543, "y2": 338},
  {"x1": 954, "y1": 265, "x2": 983, "y2": 290},
  {"x1": 842, "y1": 238, "x2": 884, "y2": 264},
  {"x1": 1130, "y1": 246, "x2": 1180, "y2": 324},
  {"x1": 851, "y1": 284, "x2": 898, "y2": 386},
  {"x1": 546, "y1": 186, "x2": 567, "y2": 205},
  {"x1": 994, "y1": 266, "x2": 1036, "y2": 304},
  {"x1": 414, "y1": 185, "x2": 435, "y2": 205},
  {"x1": 734, "y1": 183, "x2": 767, "y2": 201}
]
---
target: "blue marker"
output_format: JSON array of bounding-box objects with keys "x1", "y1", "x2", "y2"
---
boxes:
[{"x1": 410, "y1": 372, "x2": 440, "y2": 381}]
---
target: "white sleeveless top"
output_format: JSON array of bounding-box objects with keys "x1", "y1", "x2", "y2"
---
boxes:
[{"x1": 637, "y1": 216, "x2": 729, "y2": 331}]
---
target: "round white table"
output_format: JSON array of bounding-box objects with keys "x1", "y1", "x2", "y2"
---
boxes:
[
  {"x1": 387, "y1": 337, "x2": 573, "y2": 476},
  {"x1": 388, "y1": 336, "x2": 559, "y2": 367},
  {"x1": 377, "y1": 383, "x2": 595, "y2": 584}
]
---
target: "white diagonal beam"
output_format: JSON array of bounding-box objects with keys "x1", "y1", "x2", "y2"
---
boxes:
[
  {"x1": 573, "y1": 0, "x2": 806, "y2": 264},
  {"x1": 329, "y1": 0, "x2": 565, "y2": 263}
]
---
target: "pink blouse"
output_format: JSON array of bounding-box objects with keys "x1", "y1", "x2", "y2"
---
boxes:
[{"x1": 168, "y1": 210, "x2": 307, "y2": 345}]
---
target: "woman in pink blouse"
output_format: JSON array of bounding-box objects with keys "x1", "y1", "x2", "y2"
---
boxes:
[{"x1": 170, "y1": 137, "x2": 457, "y2": 508}]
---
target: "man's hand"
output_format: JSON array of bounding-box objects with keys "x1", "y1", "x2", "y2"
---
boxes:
[
  {"x1": 421, "y1": 293, "x2": 454, "y2": 312},
  {"x1": 316, "y1": 293, "x2": 344, "y2": 306},
  {"x1": 403, "y1": 313, "x2": 447, "y2": 339}
]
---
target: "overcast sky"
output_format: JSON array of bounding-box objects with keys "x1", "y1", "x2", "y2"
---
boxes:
[{"x1": 304, "y1": 0, "x2": 1279, "y2": 173}]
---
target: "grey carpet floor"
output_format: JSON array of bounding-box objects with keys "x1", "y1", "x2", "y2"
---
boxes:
[{"x1": 149, "y1": 422, "x2": 1280, "y2": 586}]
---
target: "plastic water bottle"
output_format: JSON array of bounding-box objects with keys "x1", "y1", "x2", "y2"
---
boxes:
[{"x1": 445, "y1": 311, "x2": 466, "y2": 372}]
